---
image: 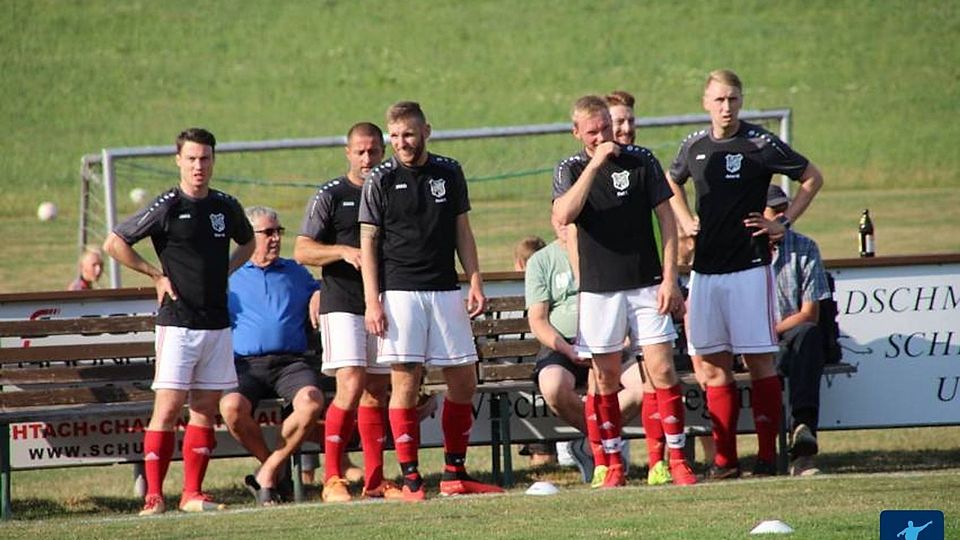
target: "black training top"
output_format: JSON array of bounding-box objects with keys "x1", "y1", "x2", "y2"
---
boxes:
[
  {"x1": 668, "y1": 122, "x2": 809, "y2": 275},
  {"x1": 553, "y1": 144, "x2": 672, "y2": 293},
  {"x1": 299, "y1": 176, "x2": 364, "y2": 315},
  {"x1": 114, "y1": 187, "x2": 253, "y2": 329},
  {"x1": 359, "y1": 154, "x2": 470, "y2": 291}
]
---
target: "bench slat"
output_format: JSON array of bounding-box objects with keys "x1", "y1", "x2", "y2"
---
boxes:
[
  {"x1": 0, "y1": 342, "x2": 155, "y2": 364},
  {"x1": 0, "y1": 315, "x2": 155, "y2": 338},
  {"x1": 0, "y1": 364, "x2": 154, "y2": 385},
  {"x1": 472, "y1": 318, "x2": 530, "y2": 336},
  {"x1": 482, "y1": 296, "x2": 525, "y2": 313},
  {"x1": 0, "y1": 385, "x2": 154, "y2": 409},
  {"x1": 480, "y1": 362, "x2": 534, "y2": 382},
  {"x1": 477, "y1": 339, "x2": 540, "y2": 360}
]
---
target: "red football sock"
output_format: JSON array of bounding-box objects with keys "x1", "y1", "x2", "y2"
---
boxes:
[
  {"x1": 357, "y1": 405, "x2": 386, "y2": 489},
  {"x1": 641, "y1": 391, "x2": 665, "y2": 465},
  {"x1": 388, "y1": 407, "x2": 420, "y2": 466},
  {"x1": 597, "y1": 392, "x2": 623, "y2": 467},
  {"x1": 442, "y1": 398, "x2": 473, "y2": 471},
  {"x1": 323, "y1": 404, "x2": 356, "y2": 482},
  {"x1": 655, "y1": 385, "x2": 688, "y2": 461},
  {"x1": 143, "y1": 429, "x2": 175, "y2": 497},
  {"x1": 182, "y1": 424, "x2": 215, "y2": 495},
  {"x1": 584, "y1": 393, "x2": 608, "y2": 466},
  {"x1": 706, "y1": 384, "x2": 740, "y2": 468},
  {"x1": 751, "y1": 376, "x2": 782, "y2": 464}
]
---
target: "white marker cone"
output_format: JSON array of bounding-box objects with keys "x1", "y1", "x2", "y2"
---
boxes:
[{"x1": 750, "y1": 520, "x2": 795, "y2": 534}]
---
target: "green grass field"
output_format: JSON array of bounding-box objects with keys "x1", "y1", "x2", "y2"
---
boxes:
[
  {"x1": 1, "y1": 0, "x2": 958, "y2": 292},
  {"x1": 2, "y1": 428, "x2": 959, "y2": 537},
  {"x1": 0, "y1": 2, "x2": 957, "y2": 534}
]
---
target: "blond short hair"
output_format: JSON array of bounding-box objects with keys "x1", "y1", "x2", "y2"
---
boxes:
[
  {"x1": 514, "y1": 236, "x2": 546, "y2": 266},
  {"x1": 571, "y1": 95, "x2": 609, "y2": 123},
  {"x1": 705, "y1": 69, "x2": 743, "y2": 91}
]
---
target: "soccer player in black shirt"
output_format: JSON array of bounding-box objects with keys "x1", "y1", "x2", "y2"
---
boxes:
[
  {"x1": 666, "y1": 70, "x2": 824, "y2": 479},
  {"x1": 103, "y1": 128, "x2": 255, "y2": 515},
  {"x1": 553, "y1": 95, "x2": 697, "y2": 487},
  {"x1": 359, "y1": 101, "x2": 502, "y2": 500},
  {"x1": 294, "y1": 122, "x2": 402, "y2": 502}
]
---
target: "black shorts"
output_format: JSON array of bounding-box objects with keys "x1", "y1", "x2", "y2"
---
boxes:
[
  {"x1": 234, "y1": 354, "x2": 321, "y2": 411},
  {"x1": 532, "y1": 347, "x2": 590, "y2": 390}
]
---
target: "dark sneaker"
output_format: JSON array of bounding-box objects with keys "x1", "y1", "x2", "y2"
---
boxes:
[
  {"x1": 569, "y1": 437, "x2": 596, "y2": 484},
  {"x1": 789, "y1": 455, "x2": 821, "y2": 477},
  {"x1": 789, "y1": 423, "x2": 819, "y2": 458},
  {"x1": 705, "y1": 464, "x2": 742, "y2": 481},
  {"x1": 751, "y1": 460, "x2": 777, "y2": 477}
]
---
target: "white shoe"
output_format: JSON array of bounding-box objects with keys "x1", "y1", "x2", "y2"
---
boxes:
[{"x1": 556, "y1": 441, "x2": 576, "y2": 467}]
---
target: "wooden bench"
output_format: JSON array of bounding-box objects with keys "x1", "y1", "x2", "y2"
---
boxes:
[
  {"x1": 0, "y1": 312, "x2": 327, "y2": 519},
  {"x1": 423, "y1": 295, "x2": 857, "y2": 485}
]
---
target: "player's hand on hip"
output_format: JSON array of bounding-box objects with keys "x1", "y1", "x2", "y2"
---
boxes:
[
  {"x1": 365, "y1": 301, "x2": 387, "y2": 337},
  {"x1": 153, "y1": 275, "x2": 177, "y2": 304},
  {"x1": 743, "y1": 212, "x2": 785, "y2": 241}
]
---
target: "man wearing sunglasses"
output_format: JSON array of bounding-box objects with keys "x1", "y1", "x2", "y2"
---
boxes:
[{"x1": 221, "y1": 206, "x2": 324, "y2": 505}]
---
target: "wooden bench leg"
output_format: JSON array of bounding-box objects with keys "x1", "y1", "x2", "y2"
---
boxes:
[
  {"x1": 683, "y1": 433, "x2": 697, "y2": 464},
  {"x1": 489, "y1": 394, "x2": 502, "y2": 485},
  {"x1": 291, "y1": 453, "x2": 304, "y2": 503},
  {"x1": 777, "y1": 385, "x2": 790, "y2": 475},
  {"x1": 497, "y1": 393, "x2": 513, "y2": 488},
  {"x1": 1, "y1": 423, "x2": 11, "y2": 520}
]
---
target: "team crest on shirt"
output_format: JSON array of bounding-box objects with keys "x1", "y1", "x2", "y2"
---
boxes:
[
  {"x1": 209, "y1": 213, "x2": 226, "y2": 235},
  {"x1": 611, "y1": 170, "x2": 630, "y2": 191},
  {"x1": 725, "y1": 153, "x2": 743, "y2": 174},
  {"x1": 429, "y1": 178, "x2": 446, "y2": 199}
]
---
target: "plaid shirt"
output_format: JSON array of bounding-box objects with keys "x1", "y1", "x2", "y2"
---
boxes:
[{"x1": 771, "y1": 229, "x2": 830, "y2": 321}]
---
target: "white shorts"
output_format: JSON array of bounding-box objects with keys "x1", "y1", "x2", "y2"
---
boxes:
[
  {"x1": 153, "y1": 326, "x2": 236, "y2": 391},
  {"x1": 319, "y1": 312, "x2": 391, "y2": 376},
  {"x1": 577, "y1": 285, "x2": 677, "y2": 356},
  {"x1": 376, "y1": 290, "x2": 478, "y2": 367},
  {"x1": 686, "y1": 266, "x2": 779, "y2": 356}
]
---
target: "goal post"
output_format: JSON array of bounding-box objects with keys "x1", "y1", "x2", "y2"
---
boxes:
[{"x1": 80, "y1": 109, "x2": 791, "y2": 288}]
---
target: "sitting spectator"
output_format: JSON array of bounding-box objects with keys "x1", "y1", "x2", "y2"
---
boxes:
[
  {"x1": 526, "y1": 216, "x2": 642, "y2": 486},
  {"x1": 764, "y1": 185, "x2": 831, "y2": 476},
  {"x1": 514, "y1": 236, "x2": 546, "y2": 272},
  {"x1": 67, "y1": 247, "x2": 103, "y2": 290},
  {"x1": 512, "y1": 235, "x2": 557, "y2": 467},
  {"x1": 220, "y1": 206, "x2": 325, "y2": 505}
]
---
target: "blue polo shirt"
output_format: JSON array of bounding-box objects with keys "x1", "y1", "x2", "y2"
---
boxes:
[{"x1": 228, "y1": 257, "x2": 320, "y2": 357}]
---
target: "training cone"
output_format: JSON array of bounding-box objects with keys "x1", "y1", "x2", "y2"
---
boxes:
[
  {"x1": 525, "y1": 481, "x2": 559, "y2": 496},
  {"x1": 750, "y1": 520, "x2": 795, "y2": 534}
]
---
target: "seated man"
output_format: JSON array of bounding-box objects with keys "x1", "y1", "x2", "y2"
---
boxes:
[
  {"x1": 764, "y1": 185, "x2": 831, "y2": 476},
  {"x1": 527, "y1": 216, "x2": 642, "y2": 487},
  {"x1": 220, "y1": 206, "x2": 325, "y2": 505}
]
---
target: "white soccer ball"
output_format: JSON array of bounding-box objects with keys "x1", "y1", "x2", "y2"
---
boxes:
[
  {"x1": 37, "y1": 201, "x2": 58, "y2": 222},
  {"x1": 130, "y1": 187, "x2": 149, "y2": 205}
]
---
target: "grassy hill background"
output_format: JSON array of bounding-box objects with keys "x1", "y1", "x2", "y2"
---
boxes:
[{"x1": 1, "y1": 0, "x2": 958, "y2": 292}]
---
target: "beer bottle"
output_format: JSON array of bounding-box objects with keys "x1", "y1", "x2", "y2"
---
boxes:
[{"x1": 858, "y1": 209, "x2": 875, "y2": 258}]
